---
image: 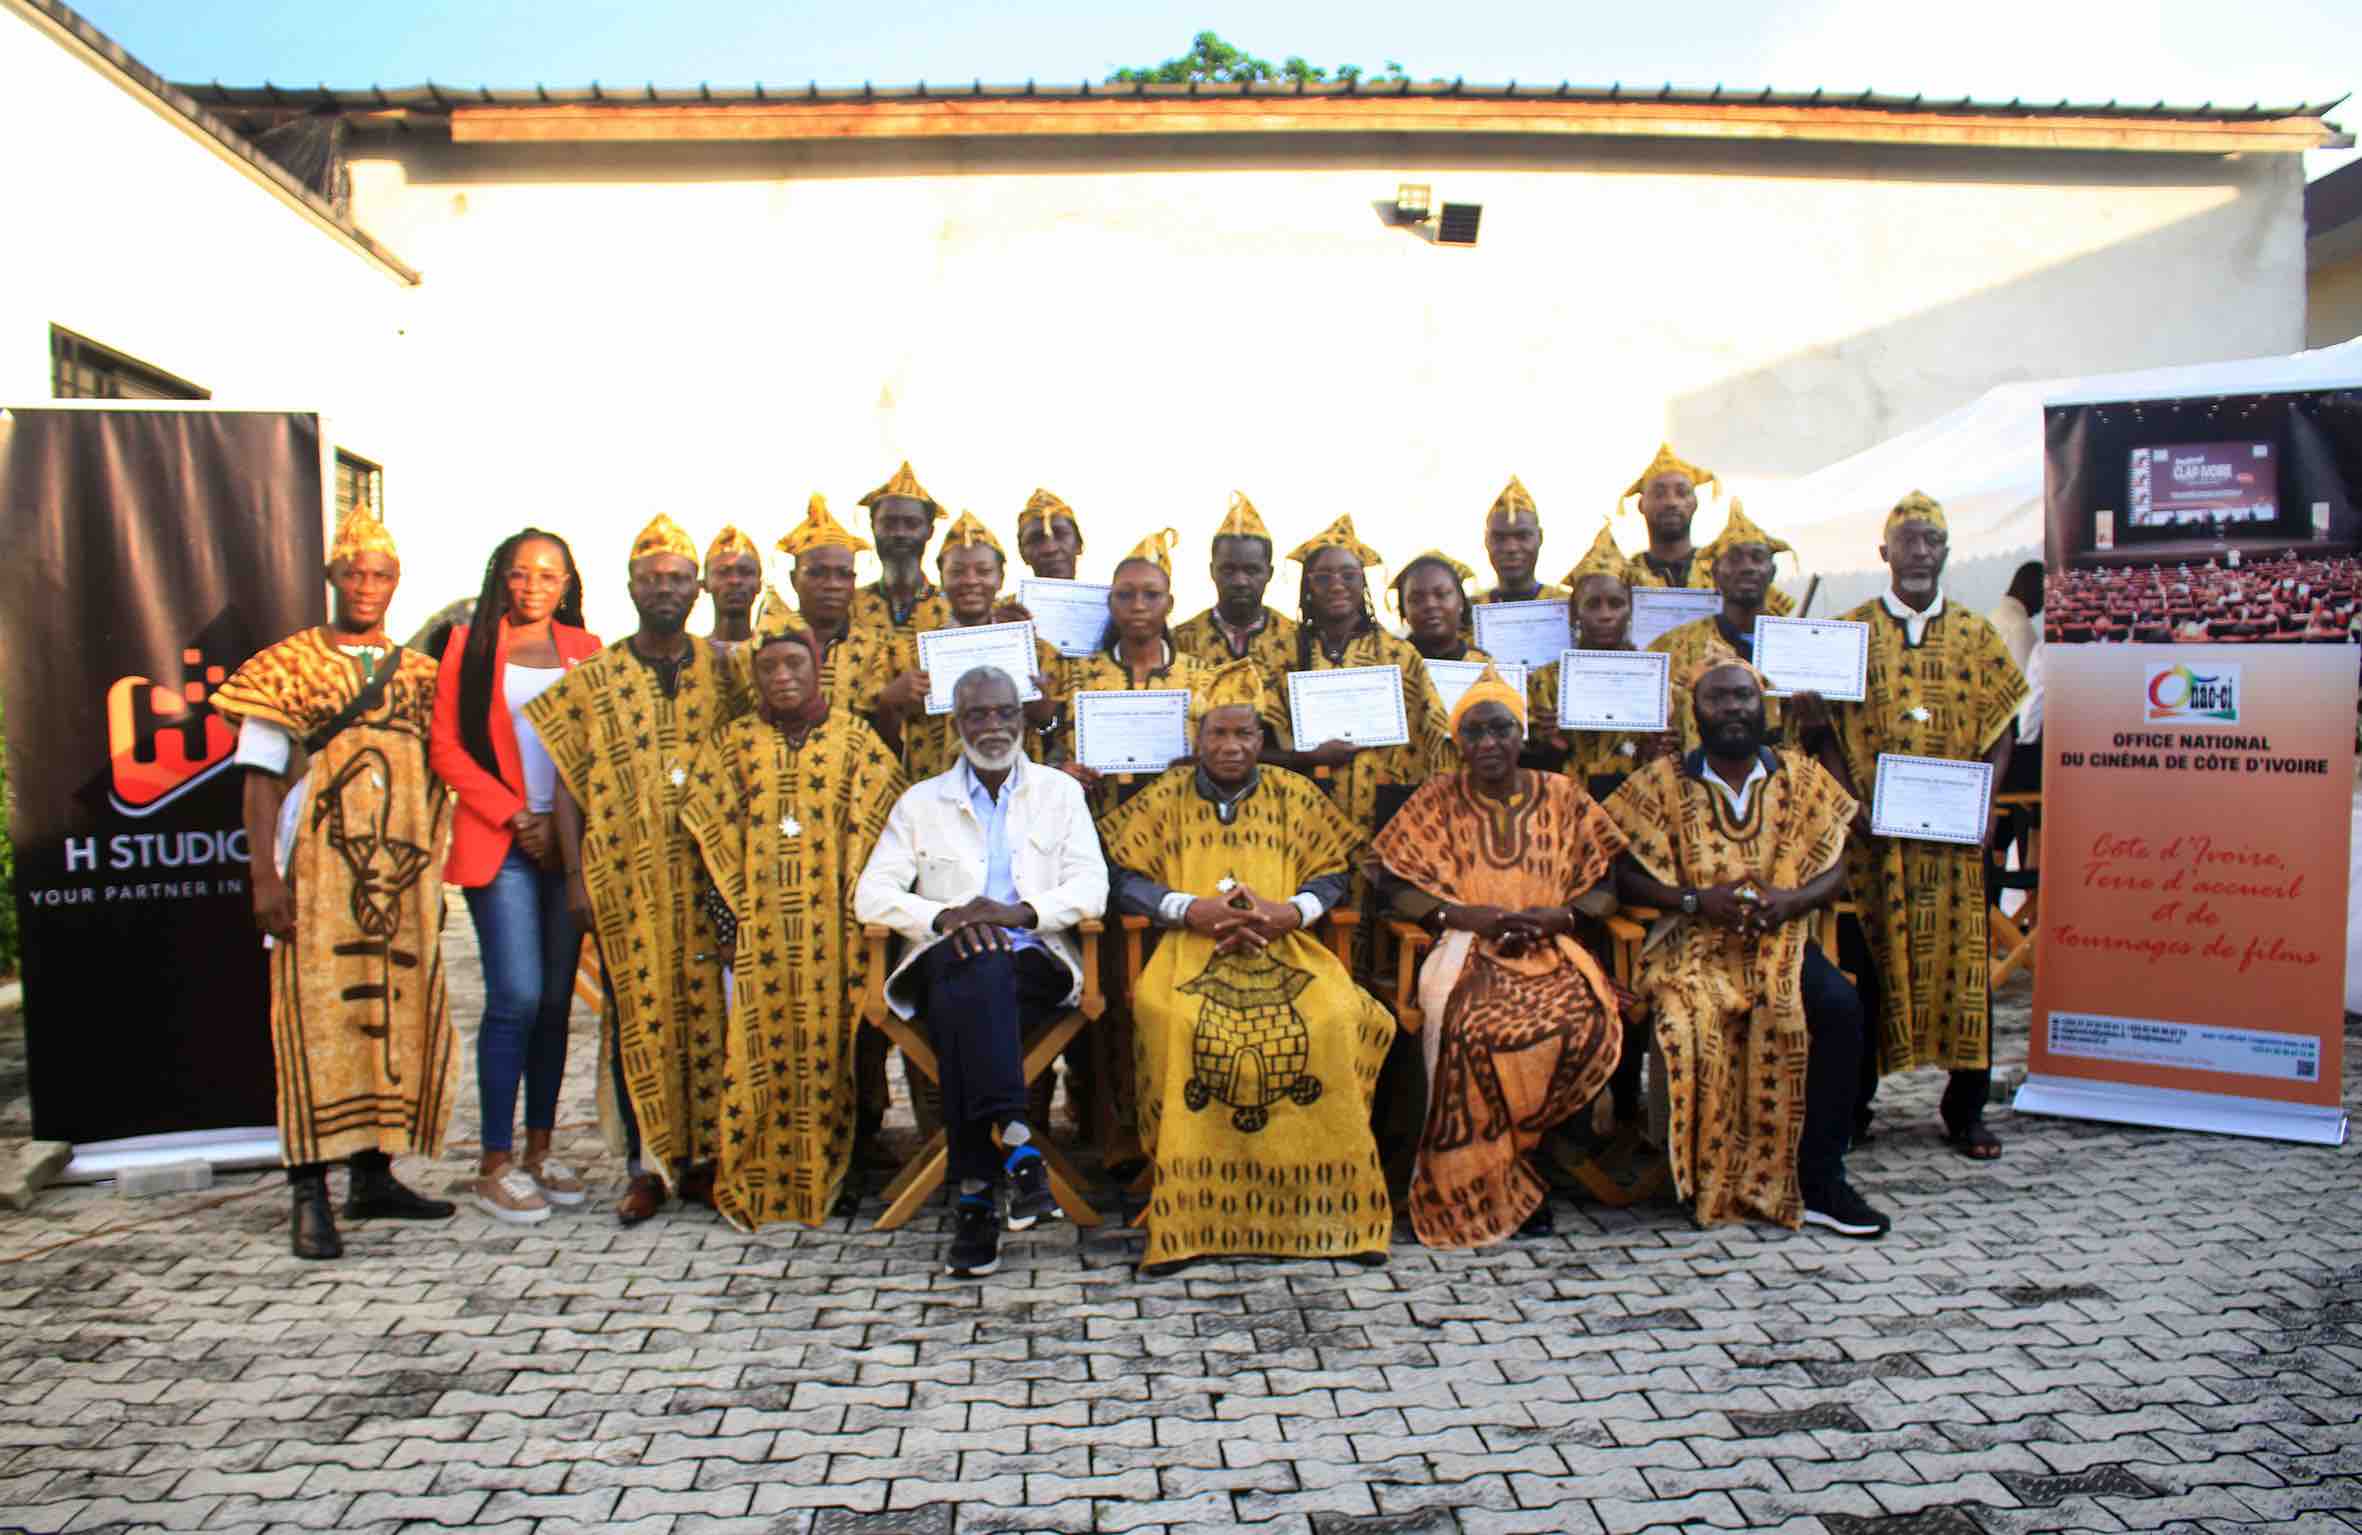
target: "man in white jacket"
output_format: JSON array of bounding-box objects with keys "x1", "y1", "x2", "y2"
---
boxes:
[{"x1": 854, "y1": 666, "x2": 1109, "y2": 1278}]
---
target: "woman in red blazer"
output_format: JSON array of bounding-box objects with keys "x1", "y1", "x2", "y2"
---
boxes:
[{"x1": 430, "y1": 529, "x2": 601, "y2": 1227}]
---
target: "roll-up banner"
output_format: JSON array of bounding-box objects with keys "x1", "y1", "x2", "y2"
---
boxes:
[{"x1": 0, "y1": 407, "x2": 326, "y2": 1162}]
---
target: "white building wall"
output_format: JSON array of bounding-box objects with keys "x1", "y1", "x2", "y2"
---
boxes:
[
  {"x1": 340, "y1": 131, "x2": 2307, "y2": 635},
  {"x1": 0, "y1": 1, "x2": 410, "y2": 559}
]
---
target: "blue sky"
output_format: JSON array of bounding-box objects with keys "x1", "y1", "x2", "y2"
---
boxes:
[{"x1": 70, "y1": 0, "x2": 2362, "y2": 177}]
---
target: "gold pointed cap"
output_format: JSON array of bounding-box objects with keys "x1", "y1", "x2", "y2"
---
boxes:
[
  {"x1": 1621, "y1": 441, "x2": 1719, "y2": 504},
  {"x1": 937, "y1": 510, "x2": 1005, "y2": 559},
  {"x1": 1201, "y1": 657, "x2": 1272, "y2": 718},
  {"x1": 1018, "y1": 487, "x2": 1076, "y2": 532},
  {"x1": 1286, "y1": 513, "x2": 1384, "y2": 569},
  {"x1": 327, "y1": 504, "x2": 398, "y2": 566},
  {"x1": 856, "y1": 460, "x2": 943, "y2": 519},
  {"x1": 753, "y1": 600, "x2": 814, "y2": 642},
  {"x1": 629, "y1": 513, "x2": 699, "y2": 565},
  {"x1": 1703, "y1": 499, "x2": 1793, "y2": 562},
  {"x1": 704, "y1": 523, "x2": 760, "y2": 574},
  {"x1": 1214, "y1": 491, "x2": 1271, "y2": 543},
  {"x1": 1448, "y1": 661, "x2": 1528, "y2": 734},
  {"x1": 1686, "y1": 642, "x2": 1770, "y2": 694},
  {"x1": 776, "y1": 492, "x2": 872, "y2": 557},
  {"x1": 1560, "y1": 521, "x2": 1633, "y2": 588},
  {"x1": 1488, "y1": 475, "x2": 1538, "y2": 523},
  {"x1": 1121, "y1": 528, "x2": 1179, "y2": 575},
  {"x1": 1885, "y1": 490, "x2": 1949, "y2": 538}
]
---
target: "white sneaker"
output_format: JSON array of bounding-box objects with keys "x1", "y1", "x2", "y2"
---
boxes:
[
  {"x1": 525, "y1": 1157, "x2": 587, "y2": 1207},
  {"x1": 473, "y1": 1165, "x2": 551, "y2": 1225}
]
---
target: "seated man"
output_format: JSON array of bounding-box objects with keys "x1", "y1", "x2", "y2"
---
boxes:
[
  {"x1": 854, "y1": 666, "x2": 1109, "y2": 1279},
  {"x1": 1097, "y1": 661, "x2": 1396, "y2": 1275},
  {"x1": 1603, "y1": 656, "x2": 1889, "y2": 1239}
]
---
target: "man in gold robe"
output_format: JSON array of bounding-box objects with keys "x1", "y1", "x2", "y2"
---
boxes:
[
  {"x1": 680, "y1": 613, "x2": 905, "y2": 1230},
  {"x1": 217, "y1": 506, "x2": 456, "y2": 1259},
  {"x1": 1100, "y1": 661, "x2": 1395, "y2": 1273},
  {"x1": 898, "y1": 512, "x2": 1060, "y2": 783},
  {"x1": 1647, "y1": 502, "x2": 1795, "y2": 752},
  {"x1": 529, "y1": 514, "x2": 753, "y2": 1225},
  {"x1": 1173, "y1": 492, "x2": 1298, "y2": 676},
  {"x1": 770, "y1": 494, "x2": 924, "y2": 738},
  {"x1": 1792, "y1": 493, "x2": 2027, "y2": 1159},
  {"x1": 1016, "y1": 487, "x2": 1085, "y2": 581},
  {"x1": 702, "y1": 524, "x2": 762, "y2": 659},
  {"x1": 1619, "y1": 442, "x2": 1797, "y2": 616},
  {"x1": 1607, "y1": 656, "x2": 1889, "y2": 1237},
  {"x1": 1475, "y1": 475, "x2": 1568, "y2": 607},
  {"x1": 852, "y1": 460, "x2": 954, "y2": 634}
]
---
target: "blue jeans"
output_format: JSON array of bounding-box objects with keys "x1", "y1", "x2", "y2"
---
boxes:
[{"x1": 462, "y1": 847, "x2": 580, "y2": 1155}]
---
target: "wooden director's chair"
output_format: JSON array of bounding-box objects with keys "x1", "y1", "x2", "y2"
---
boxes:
[
  {"x1": 1988, "y1": 791, "x2": 2043, "y2": 990},
  {"x1": 1116, "y1": 907, "x2": 1360, "y2": 1208},
  {"x1": 856, "y1": 922, "x2": 1107, "y2": 1232}
]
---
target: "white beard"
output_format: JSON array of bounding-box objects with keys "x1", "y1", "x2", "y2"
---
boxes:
[{"x1": 962, "y1": 738, "x2": 1019, "y2": 773}]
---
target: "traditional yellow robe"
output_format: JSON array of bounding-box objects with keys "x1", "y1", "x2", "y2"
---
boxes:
[
  {"x1": 817, "y1": 620, "x2": 914, "y2": 719},
  {"x1": 1605, "y1": 753, "x2": 1856, "y2": 1228},
  {"x1": 1172, "y1": 606, "x2": 1298, "y2": 681},
  {"x1": 211, "y1": 630, "x2": 455, "y2": 1164},
  {"x1": 1372, "y1": 772, "x2": 1627, "y2": 1248},
  {"x1": 852, "y1": 581, "x2": 952, "y2": 637},
  {"x1": 1050, "y1": 644, "x2": 1217, "y2": 806},
  {"x1": 1099, "y1": 766, "x2": 1395, "y2": 1267},
  {"x1": 1527, "y1": 653, "x2": 1660, "y2": 799},
  {"x1": 1829, "y1": 600, "x2": 2028, "y2": 1073},
  {"x1": 900, "y1": 628, "x2": 1063, "y2": 782},
  {"x1": 1648, "y1": 616, "x2": 1786, "y2": 753},
  {"x1": 680, "y1": 712, "x2": 905, "y2": 1229},
  {"x1": 525, "y1": 638, "x2": 752, "y2": 1180},
  {"x1": 1630, "y1": 552, "x2": 1797, "y2": 616}
]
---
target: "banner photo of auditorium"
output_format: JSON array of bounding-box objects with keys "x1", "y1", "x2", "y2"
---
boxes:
[
  {"x1": 0, "y1": 408, "x2": 326, "y2": 1149},
  {"x1": 2025, "y1": 380, "x2": 2359, "y2": 1144}
]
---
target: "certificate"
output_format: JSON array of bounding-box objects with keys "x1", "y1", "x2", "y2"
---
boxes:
[
  {"x1": 1286, "y1": 665, "x2": 1411, "y2": 750},
  {"x1": 916, "y1": 621, "x2": 1045, "y2": 715},
  {"x1": 1072, "y1": 689, "x2": 1191, "y2": 775},
  {"x1": 1471, "y1": 600, "x2": 1571, "y2": 671},
  {"x1": 1017, "y1": 578, "x2": 1113, "y2": 658},
  {"x1": 1870, "y1": 753, "x2": 1994, "y2": 846},
  {"x1": 1555, "y1": 649, "x2": 1670, "y2": 732},
  {"x1": 1425, "y1": 659, "x2": 1529, "y2": 737},
  {"x1": 1629, "y1": 588, "x2": 1722, "y2": 650},
  {"x1": 1752, "y1": 616, "x2": 1869, "y2": 701}
]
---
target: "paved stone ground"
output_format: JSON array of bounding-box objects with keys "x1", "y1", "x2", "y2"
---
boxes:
[{"x1": 0, "y1": 893, "x2": 2356, "y2": 1535}]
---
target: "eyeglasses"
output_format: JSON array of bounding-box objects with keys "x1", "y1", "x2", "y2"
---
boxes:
[
  {"x1": 1458, "y1": 718, "x2": 1521, "y2": 743},
  {"x1": 956, "y1": 704, "x2": 1024, "y2": 729}
]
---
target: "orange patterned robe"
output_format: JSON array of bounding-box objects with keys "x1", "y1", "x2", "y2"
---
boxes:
[
  {"x1": 1373, "y1": 772, "x2": 1626, "y2": 1248},
  {"x1": 211, "y1": 630, "x2": 455, "y2": 1165},
  {"x1": 1605, "y1": 752, "x2": 1856, "y2": 1227}
]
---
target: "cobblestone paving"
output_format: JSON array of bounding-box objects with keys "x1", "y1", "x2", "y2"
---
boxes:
[{"x1": 0, "y1": 894, "x2": 2355, "y2": 1534}]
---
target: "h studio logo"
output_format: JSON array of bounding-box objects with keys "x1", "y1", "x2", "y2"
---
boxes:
[
  {"x1": 2145, "y1": 661, "x2": 2241, "y2": 725},
  {"x1": 107, "y1": 647, "x2": 236, "y2": 816}
]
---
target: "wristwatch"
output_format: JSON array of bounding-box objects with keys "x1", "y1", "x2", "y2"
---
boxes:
[{"x1": 1679, "y1": 889, "x2": 1701, "y2": 916}]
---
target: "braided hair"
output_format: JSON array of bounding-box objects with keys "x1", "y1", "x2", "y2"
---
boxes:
[{"x1": 455, "y1": 528, "x2": 585, "y2": 780}]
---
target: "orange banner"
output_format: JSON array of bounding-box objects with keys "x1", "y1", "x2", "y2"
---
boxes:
[{"x1": 2025, "y1": 644, "x2": 2351, "y2": 1142}]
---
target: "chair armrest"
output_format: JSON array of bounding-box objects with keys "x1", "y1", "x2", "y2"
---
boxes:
[
  {"x1": 859, "y1": 924, "x2": 892, "y2": 1026},
  {"x1": 1079, "y1": 919, "x2": 1105, "y2": 1019},
  {"x1": 1119, "y1": 913, "x2": 1151, "y2": 988},
  {"x1": 1321, "y1": 906, "x2": 1359, "y2": 969},
  {"x1": 1385, "y1": 919, "x2": 1432, "y2": 1034}
]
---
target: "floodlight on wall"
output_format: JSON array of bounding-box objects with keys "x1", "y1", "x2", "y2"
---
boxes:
[
  {"x1": 1394, "y1": 183, "x2": 1432, "y2": 224},
  {"x1": 1436, "y1": 202, "x2": 1484, "y2": 246}
]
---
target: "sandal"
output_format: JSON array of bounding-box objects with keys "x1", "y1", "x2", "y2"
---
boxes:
[{"x1": 1943, "y1": 1120, "x2": 2003, "y2": 1161}]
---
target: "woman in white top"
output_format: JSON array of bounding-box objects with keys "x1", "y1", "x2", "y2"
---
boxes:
[{"x1": 429, "y1": 530, "x2": 602, "y2": 1226}]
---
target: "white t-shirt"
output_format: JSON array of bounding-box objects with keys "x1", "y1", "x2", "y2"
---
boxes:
[{"x1": 504, "y1": 665, "x2": 566, "y2": 812}]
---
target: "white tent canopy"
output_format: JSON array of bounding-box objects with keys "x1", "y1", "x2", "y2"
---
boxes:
[{"x1": 1763, "y1": 335, "x2": 2362, "y2": 618}]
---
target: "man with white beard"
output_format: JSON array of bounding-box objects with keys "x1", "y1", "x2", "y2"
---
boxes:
[{"x1": 855, "y1": 666, "x2": 1109, "y2": 1278}]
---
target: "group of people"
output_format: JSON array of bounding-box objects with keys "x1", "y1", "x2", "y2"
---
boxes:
[
  {"x1": 2044, "y1": 554, "x2": 2362, "y2": 645},
  {"x1": 217, "y1": 444, "x2": 2027, "y2": 1280}
]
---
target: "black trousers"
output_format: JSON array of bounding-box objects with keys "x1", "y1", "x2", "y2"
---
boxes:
[
  {"x1": 1839, "y1": 914, "x2": 1992, "y2": 1132},
  {"x1": 1798, "y1": 943, "x2": 1865, "y2": 1190},
  {"x1": 912, "y1": 943, "x2": 1069, "y2": 1187}
]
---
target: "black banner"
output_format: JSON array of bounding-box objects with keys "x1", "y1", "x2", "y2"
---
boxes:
[{"x1": 0, "y1": 409, "x2": 325, "y2": 1145}]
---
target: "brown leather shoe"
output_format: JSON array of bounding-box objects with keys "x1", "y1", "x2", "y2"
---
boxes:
[
  {"x1": 615, "y1": 1172, "x2": 667, "y2": 1227},
  {"x1": 677, "y1": 1163, "x2": 717, "y2": 1209}
]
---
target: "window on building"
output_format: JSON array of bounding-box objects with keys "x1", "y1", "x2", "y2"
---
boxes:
[
  {"x1": 49, "y1": 326, "x2": 210, "y2": 401},
  {"x1": 335, "y1": 450, "x2": 384, "y2": 523}
]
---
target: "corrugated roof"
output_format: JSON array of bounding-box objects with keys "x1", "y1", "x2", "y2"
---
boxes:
[{"x1": 181, "y1": 77, "x2": 2346, "y2": 122}]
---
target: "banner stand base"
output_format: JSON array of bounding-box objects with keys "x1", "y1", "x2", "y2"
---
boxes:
[
  {"x1": 58, "y1": 1128, "x2": 283, "y2": 1185},
  {"x1": 2015, "y1": 1074, "x2": 2348, "y2": 1146}
]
